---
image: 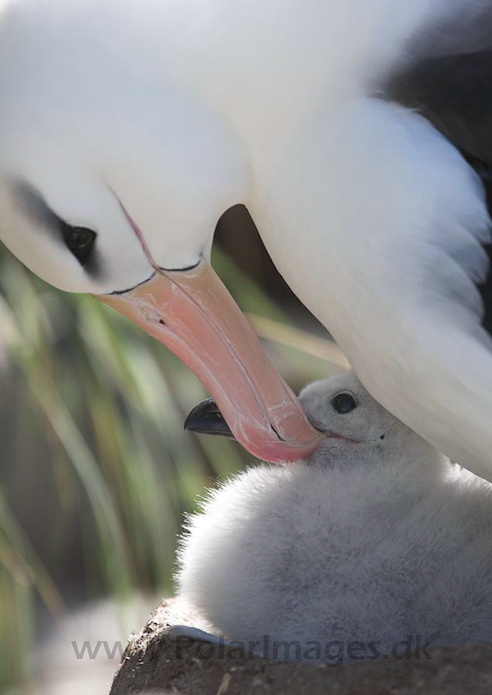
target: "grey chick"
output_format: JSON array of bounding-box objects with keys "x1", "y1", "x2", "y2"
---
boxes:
[{"x1": 178, "y1": 371, "x2": 492, "y2": 662}]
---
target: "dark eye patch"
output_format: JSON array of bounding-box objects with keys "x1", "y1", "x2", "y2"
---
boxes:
[
  {"x1": 12, "y1": 181, "x2": 60, "y2": 230},
  {"x1": 11, "y1": 181, "x2": 102, "y2": 278}
]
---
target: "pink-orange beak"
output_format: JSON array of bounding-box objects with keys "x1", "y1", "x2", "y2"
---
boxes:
[{"x1": 96, "y1": 261, "x2": 322, "y2": 463}]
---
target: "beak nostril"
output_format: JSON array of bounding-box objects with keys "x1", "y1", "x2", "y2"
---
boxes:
[
  {"x1": 159, "y1": 319, "x2": 166, "y2": 326},
  {"x1": 270, "y1": 423, "x2": 284, "y2": 441}
]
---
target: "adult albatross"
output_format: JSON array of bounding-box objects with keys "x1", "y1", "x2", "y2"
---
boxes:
[{"x1": 0, "y1": 0, "x2": 491, "y2": 476}]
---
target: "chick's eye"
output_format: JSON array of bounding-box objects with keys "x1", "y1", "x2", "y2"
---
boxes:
[
  {"x1": 61, "y1": 223, "x2": 97, "y2": 266},
  {"x1": 331, "y1": 392, "x2": 357, "y2": 414}
]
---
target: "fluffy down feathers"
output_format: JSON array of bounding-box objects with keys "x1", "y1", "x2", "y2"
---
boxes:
[{"x1": 177, "y1": 372, "x2": 492, "y2": 661}]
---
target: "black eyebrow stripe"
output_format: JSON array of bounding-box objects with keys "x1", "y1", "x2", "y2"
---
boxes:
[
  {"x1": 11, "y1": 180, "x2": 104, "y2": 280},
  {"x1": 11, "y1": 181, "x2": 62, "y2": 235}
]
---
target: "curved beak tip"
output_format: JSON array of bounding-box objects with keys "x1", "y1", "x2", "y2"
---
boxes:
[
  {"x1": 184, "y1": 397, "x2": 323, "y2": 465},
  {"x1": 184, "y1": 398, "x2": 235, "y2": 439}
]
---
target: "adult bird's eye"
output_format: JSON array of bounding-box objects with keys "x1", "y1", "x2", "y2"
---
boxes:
[
  {"x1": 61, "y1": 223, "x2": 97, "y2": 266},
  {"x1": 331, "y1": 392, "x2": 358, "y2": 414}
]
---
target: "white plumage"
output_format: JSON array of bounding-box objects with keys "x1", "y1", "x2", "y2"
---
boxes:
[
  {"x1": 177, "y1": 372, "x2": 492, "y2": 660},
  {"x1": 1, "y1": 0, "x2": 492, "y2": 470}
]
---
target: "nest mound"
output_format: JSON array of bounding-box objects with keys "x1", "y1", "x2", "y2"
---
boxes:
[{"x1": 110, "y1": 598, "x2": 492, "y2": 695}]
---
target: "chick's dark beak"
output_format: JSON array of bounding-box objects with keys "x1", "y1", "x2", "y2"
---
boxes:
[{"x1": 184, "y1": 398, "x2": 235, "y2": 439}]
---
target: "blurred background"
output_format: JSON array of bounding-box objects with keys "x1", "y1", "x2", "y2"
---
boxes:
[{"x1": 0, "y1": 206, "x2": 347, "y2": 694}]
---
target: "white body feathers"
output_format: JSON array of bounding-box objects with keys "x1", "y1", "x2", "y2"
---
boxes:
[{"x1": 0, "y1": 0, "x2": 492, "y2": 473}]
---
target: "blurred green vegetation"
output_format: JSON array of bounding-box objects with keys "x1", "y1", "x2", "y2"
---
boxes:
[{"x1": 0, "y1": 241, "x2": 345, "y2": 692}]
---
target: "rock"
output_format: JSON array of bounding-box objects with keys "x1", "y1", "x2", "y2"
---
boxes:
[{"x1": 110, "y1": 598, "x2": 492, "y2": 695}]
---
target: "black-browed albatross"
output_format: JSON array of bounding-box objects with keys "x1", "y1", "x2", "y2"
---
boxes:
[{"x1": 0, "y1": 0, "x2": 491, "y2": 476}]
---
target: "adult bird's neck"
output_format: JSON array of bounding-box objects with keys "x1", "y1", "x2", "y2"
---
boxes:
[
  {"x1": 159, "y1": 0, "x2": 434, "y2": 146},
  {"x1": 162, "y1": 0, "x2": 436, "y2": 334}
]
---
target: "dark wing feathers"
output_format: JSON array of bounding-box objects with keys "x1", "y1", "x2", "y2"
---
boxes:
[{"x1": 383, "y1": 4, "x2": 492, "y2": 333}]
